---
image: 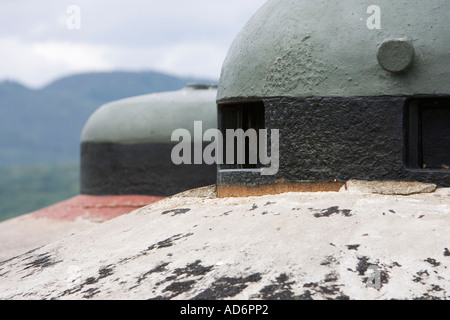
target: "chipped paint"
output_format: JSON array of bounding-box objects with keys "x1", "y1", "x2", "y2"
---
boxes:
[{"x1": 0, "y1": 186, "x2": 449, "y2": 300}]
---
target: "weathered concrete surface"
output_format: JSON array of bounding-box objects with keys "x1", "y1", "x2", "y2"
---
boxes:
[
  {"x1": 0, "y1": 195, "x2": 162, "y2": 262},
  {"x1": 342, "y1": 180, "x2": 437, "y2": 195},
  {"x1": 0, "y1": 186, "x2": 449, "y2": 300}
]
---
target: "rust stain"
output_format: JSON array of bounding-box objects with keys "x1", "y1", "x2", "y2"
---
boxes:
[{"x1": 217, "y1": 182, "x2": 344, "y2": 198}]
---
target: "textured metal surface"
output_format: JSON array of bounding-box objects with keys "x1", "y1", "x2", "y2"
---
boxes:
[
  {"x1": 217, "y1": 0, "x2": 450, "y2": 101},
  {"x1": 82, "y1": 85, "x2": 217, "y2": 144},
  {"x1": 217, "y1": 97, "x2": 450, "y2": 188},
  {"x1": 377, "y1": 39, "x2": 415, "y2": 73},
  {"x1": 81, "y1": 142, "x2": 217, "y2": 196}
]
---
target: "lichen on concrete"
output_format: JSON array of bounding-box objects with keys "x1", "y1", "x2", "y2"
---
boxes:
[{"x1": 0, "y1": 187, "x2": 449, "y2": 300}]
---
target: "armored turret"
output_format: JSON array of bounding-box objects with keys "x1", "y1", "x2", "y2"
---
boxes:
[
  {"x1": 216, "y1": 0, "x2": 450, "y2": 197},
  {"x1": 81, "y1": 84, "x2": 218, "y2": 196}
]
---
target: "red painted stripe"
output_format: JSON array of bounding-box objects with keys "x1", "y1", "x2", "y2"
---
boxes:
[{"x1": 30, "y1": 195, "x2": 164, "y2": 222}]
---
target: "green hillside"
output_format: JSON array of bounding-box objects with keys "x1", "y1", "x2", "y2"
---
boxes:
[
  {"x1": 0, "y1": 71, "x2": 216, "y2": 221},
  {"x1": 0, "y1": 164, "x2": 79, "y2": 222},
  {"x1": 0, "y1": 71, "x2": 214, "y2": 165}
]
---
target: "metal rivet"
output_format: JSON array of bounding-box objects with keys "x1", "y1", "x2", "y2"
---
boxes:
[{"x1": 377, "y1": 39, "x2": 415, "y2": 73}]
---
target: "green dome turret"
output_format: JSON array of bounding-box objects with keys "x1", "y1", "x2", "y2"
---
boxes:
[{"x1": 218, "y1": 0, "x2": 450, "y2": 101}]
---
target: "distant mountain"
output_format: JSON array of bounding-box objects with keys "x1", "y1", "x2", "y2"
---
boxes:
[{"x1": 0, "y1": 71, "x2": 216, "y2": 165}]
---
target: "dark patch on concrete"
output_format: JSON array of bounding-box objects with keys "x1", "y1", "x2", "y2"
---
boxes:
[
  {"x1": 317, "y1": 285, "x2": 349, "y2": 300},
  {"x1": 134, "y1": 263, "x2": 170, "y2": 288},
  {"x1": 430, "y1": 285, "x2": 443, "y2": 292},
  {"x1": 163, "y1": 280, "x2": 196, "y2": 298},
  {"x1": 259, "y1": 273, "x2": 295, "y2": 300},
  {"x1": 0, "y1": 247, "x2": 44, "y2": 268},
  {"x1": 56, "y1": 265, "x2": 115, "y2": 299},
  {"x1": 317, "y1": 284, "x2": 342, "y2": 296},
  {"x1": 19, "y1": 247, "x2": 44, "y2": 260},
  {"x1": 444, "y1": 248, "x2": 450, "y2": 257},
  {"x1": 346, "y1": 244, "x2": 360, "y2": 251},
  {"x1": 313, "y1": 206, "x2": 352, "y2": 218},
  {"x1": 193, "y1": 273, "x2": 262, "y2": 300},
  {"x1": 150, "y1": 238, "x2": 176, "y2": 250},
  {"x1": 295, "y1": 290, "x2": 314, "y2": 300},
  {"x1": 418, "y1": 215, "x2": 425, "y2": 219},
  {"x1": 82, "y1": 265, "x2": 115, "y2": 286},
  {"x1": 413, "y1": 284, "x2": 447, "y2": 301},
  {"x1": 85, "y1": 277, "x2": 97, "y2": 285},
  {"x1": 303, "y1": 282, "x2": 318, "y2": 288},
  {"x1": 264, "y1": 202, "x2": 276, "y2": 206},
  {"x1": 173, "y1": 260, "x2": 214, "y2": 277},
  {"x1": 249, "y1": 204, "x2": 258, "y2": 211},
  {"x1": 82, "y1": 287, "x2": 101, "y2": 299},
  {"x1": 389, "y1": 262, "x2": 402, "y2": 268},
  {"x1": 389, "y1": 210, "x2": 396, "y2": 214},
  {"x1": 324, "y1": 272, "x2": 339, "y2": 283},
  {"x1": 148, "y1": 295, "x2": 171, "y2": 300},
  {"x1": 98, "y1": 265, "x2": 114, "y2": 279},
  {"x1": 23, "y1": 253, "x2": 61, "y2": 271},
  {"x1": 424, "y1": 258, "x2": 441, "y2": 267},
  {"x1": 117, "y1": 234, "x2": 193, "y2": 265},
  {"x1": 21, "y1": 253, "x2": 62, "y2": 278},
  {"x1": 413, "y1": 293, "x2": 444, "y2": 301},
  {"x1": 320, "y1": 255, "x2": 337, "y2": 266},
  {"x1": 151, "y1": 260, "x2": 214, "y2": 296},
  {"x1": 300, "y1": 280, "x2": 348, "y2": 300},
  {"x1": 413, "y1": 270, "x2": 430, "y2": 283},
  {"x1": 148, "y1": 233, "x2": 194, "y2": 251},
  {"x1": 0, "y1": 270, "x2": 10, "y2": 277},
  {"x1": 335, "y1": 294, "x2": 351, "y2": 300},
  {"x1": 161, "y1": 208, "x2": 191, "y2": 216},
  {"x1": 356, "y1": 257, "x2": 389, "y2": 288},
  {"x1": 59, "y1": 286, "x2": 83, "y2": 297},
  {"x1": 261, "y1": 211, "x2": 269, "y2": 215},
  {"x1": 221, "y1": 211, "x2": 232, "y2": 216},
  {"x1": 356, "y1": 256, "x2": 371, "y2": 275}
]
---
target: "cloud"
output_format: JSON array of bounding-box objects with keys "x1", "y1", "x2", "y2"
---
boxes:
[
  {"x1": 0, "y1": 37, "x2": 227, "y2": 88},
  {"x1": 32, "y1": 41, "x2": 111, "y2": 71},
  {"x1": 0, "y1": 0, "x2": 268, "y2": 87},
  {"x1": 0, "y1": 37, "x2": 113, "y2": 88}
]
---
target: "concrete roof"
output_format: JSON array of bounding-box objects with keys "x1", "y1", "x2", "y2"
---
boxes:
[
  {"x1": 0, "y1": 195, "x2": 163, "y2": 262},
  {"x1": 81, "y1": 85, "x2": 218, "y2": 144},
  {"x1": 1, "y1": 185, "x2": 449, "y2": 300},
  {"x1": 217, "y1": 0, "x2": 450, "y2": 101}
]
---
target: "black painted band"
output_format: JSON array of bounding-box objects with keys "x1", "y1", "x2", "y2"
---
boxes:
[
  {"x1": 81, "y1": 142, "x2": 217, "y2": 196},
  {"x1": 218, "y1": 96, "x2": 450, "y2": 187}
]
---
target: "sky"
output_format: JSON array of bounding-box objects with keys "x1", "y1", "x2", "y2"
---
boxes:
[{"x1": 0, "y1": 0, "x2": 267, "y2": 88}]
